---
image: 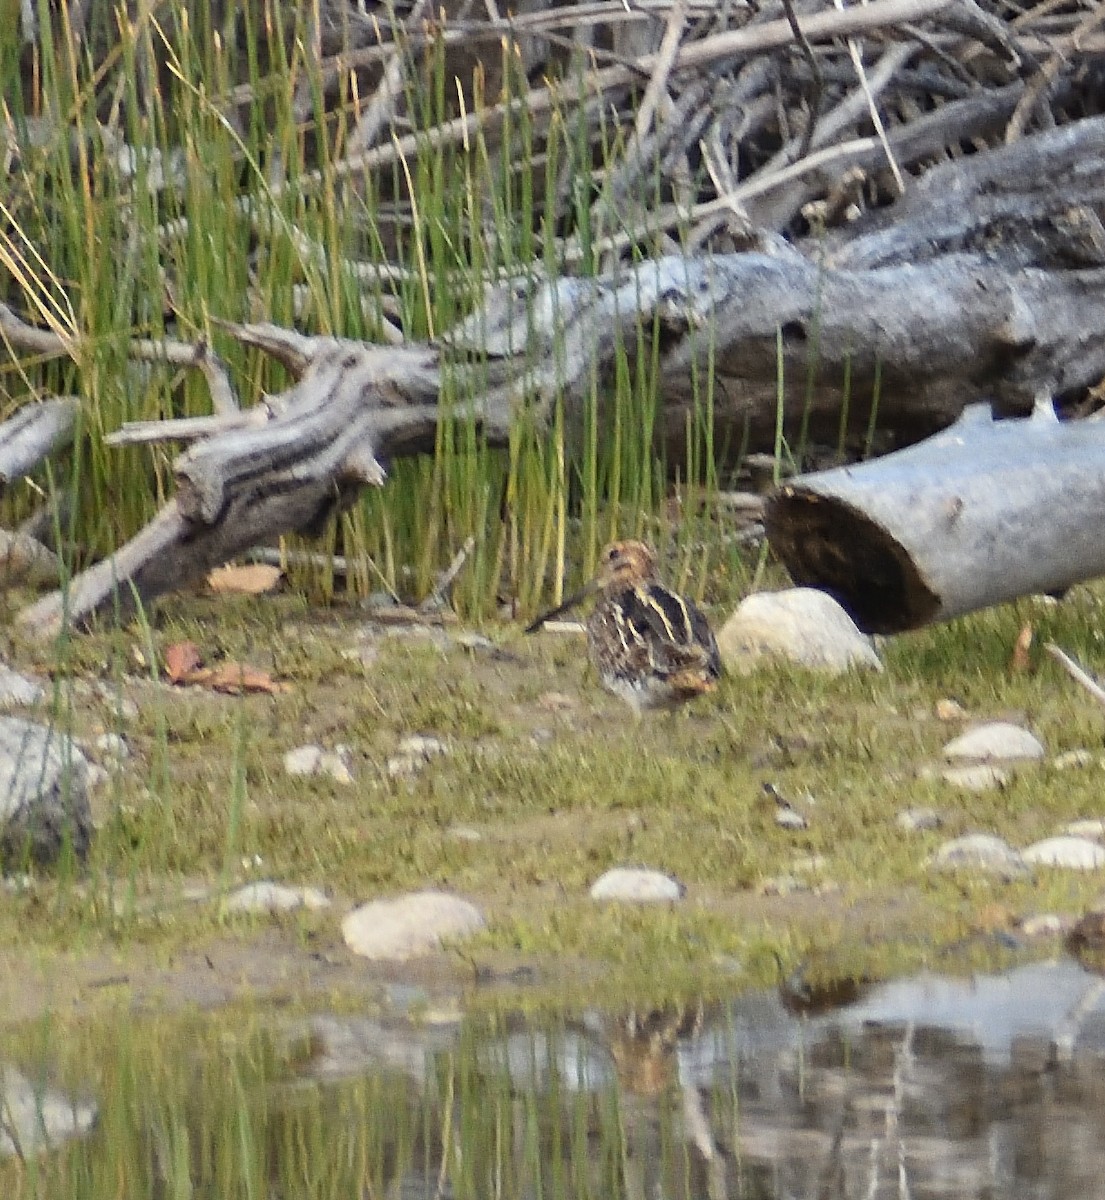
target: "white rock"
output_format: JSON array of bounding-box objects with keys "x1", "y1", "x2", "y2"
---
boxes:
[
  {"x1": 342, "y1": 891, "x2": 485, "y2": 961},
  {"x1": 447, "y1": 825, "x2": 483, "y2": 842},
  {"x1": 396, "y1": 734, "x2": 448, "y2": 760},
  {"x1": 717, "y1": 588, "x2": 881, "y2": 674},
  {"x1": 1018, "y1": 913, "x2": 1065, "y2": 938},
  {"x1": 941, "y1": 764, "x2": 1009, "y2": 792},
  {"x1": 1022, "y1": 836, "x2": 1105, "y2": 871},
  {"x1": 318, "y1": 751, "x2": 354, "y2": 785},
  {"x1": 1053, "y1": 750, "x2": 1094, "y2": 770},
  {"x1": 589, "y1": 867, "x2": 684, "y2": 902},
  {"x1": 0, "y1": 1064, "x2": 97, "y2": 1158},
  {"x1": 285, "y1": 745, "x2": 323, "y2": 776},
  {"x1": 0, "y1": 666, "x2": 44, "y2": 708},
  {"x1": 225, "y1": 881, "x2": 332, "y2": 913},
  {"x1": 934, "y1": 698, "x2": 967, "y2": 721},
  {"x1": 943, "y1": 722, "x2": 1045, "y2": 762},
  {"x1": 1066, "y1": 819, "x2": 1105, "y2": 841},
  {"x1": 388, "y1": 734, "x2": 448, "y2": 778},
  {"x1": 285, "y1": 744, "x2": 353, "y2": 784},
  {"x1": 930, "y1": 833, "x2": 1027, "y2": 877},
  {"x1": 897, "y1": 807, "x2": 943, "y2": 832}
]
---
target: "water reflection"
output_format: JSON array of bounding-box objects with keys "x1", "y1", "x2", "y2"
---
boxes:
[
  {"x1": 296, "y1": 960, "x2": 1105, "y2": 1200},
  {"x1": 8, "y1": 959, "x2": 1105, "y2": 1199}
]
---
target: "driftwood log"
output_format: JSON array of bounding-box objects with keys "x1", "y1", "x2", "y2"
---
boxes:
[
  {"x1": 8, "y1": 114, "x2": 1105, "y2": 635},
  {"x1": 765, "y1": 403, "x2": 1105, "y2": 634},
  {"x1": 3, "y1": 0, "x2": 1105, "y2": 633}
]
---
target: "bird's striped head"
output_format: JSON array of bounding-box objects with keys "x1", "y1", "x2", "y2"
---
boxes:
[{"x1": 596, "y1": 540, "x2": 659, "y2": 593}]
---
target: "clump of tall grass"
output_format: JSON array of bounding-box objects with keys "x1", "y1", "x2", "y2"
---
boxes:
[{"x1": 2, "y1": 0, "x2": 730, "y2": 623}]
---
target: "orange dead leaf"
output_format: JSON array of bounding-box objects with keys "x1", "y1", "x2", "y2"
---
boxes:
[
  {"x1": 164, "y1": 641, "x2": 289, "y2": 694},
  {"x1": 188, "y1": 662, "x2": 291, "y2": 695},
  {"x1": 164, "y1": 640, "x2": 203, "y2": 683},
  {"x1": 207, "y1": 563, "x2": 283, "y2": 595},
  {"x1": 1011, "y1": 622, "x2": 1034, "y2": 673}
]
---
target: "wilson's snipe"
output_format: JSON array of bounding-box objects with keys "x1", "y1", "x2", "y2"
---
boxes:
[{"x1": 526, "y1": 540, "x2": 721, "y2": 712}]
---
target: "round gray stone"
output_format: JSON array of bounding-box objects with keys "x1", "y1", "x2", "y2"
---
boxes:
[
  {"x1": 0, "y1": 717, "x2": 92, "y2": 863},
  {"x1": 930, "y1": 833, "x2": 1028, "y2": 877},
  {"x1": 1022, "y1": 836, "x2": 1105, "y2": 871},
  {"x1": 897, "y1": 807, "x2": 943, "y2": 832},
  {"x1": 342, "y1": 891, "x2": 485, "y2": 961},
  {"x1": 717, "y1": 588, "x2": 882, "y2": 675},
  {"x1": 943, "y1": 722, "x2": 1045, "y2": 763},
  {"x1": 1066, "y1": 819, "x2": 1105, "y2": 841},
  {"x1": 589, "y1": 867, "x2": 684, "y2": 902}
]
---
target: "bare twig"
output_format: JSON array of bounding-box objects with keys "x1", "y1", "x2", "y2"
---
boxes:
[{"x1": 1045, "y1": 643, "x2": 1105, "y2": 713}]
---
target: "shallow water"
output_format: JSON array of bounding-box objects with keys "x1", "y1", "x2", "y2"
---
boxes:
[{"x1": 6, "y1": 958, "x2": 1105, "y2": 1199}]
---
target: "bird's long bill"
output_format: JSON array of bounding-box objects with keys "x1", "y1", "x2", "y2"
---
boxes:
[{"x1": 524, "y1": 582, "x2": 597, "y2": 633}]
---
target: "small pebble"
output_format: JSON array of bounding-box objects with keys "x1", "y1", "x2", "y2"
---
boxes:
[
  {"x1": 930, "y1": 833, "x2": 1028, "y2": 877},
  {"x1": 285, "y1": 745, "x2": 354, "y2": 784},
  {"x1": 342, "y1": 891, "x2": 485, "y2": 960},
  {"x1": 943, "y1": 722, "x2": 1045, "y2": 763},
  {"x1": 446, "y1": 825, "x2": 483, "y2": 842},
  {"x1": 224, "y1": 881, "x2": 332, "y2": 914},
  {"x1": 1017, "y1": 913, "x2": 1066, "y2": 938},
  {"x1": 1053, "y1": 750, "x2": 1094, "y2": 770},
  {"x1": 285, "y1": 745, "x2": 323, "y2": 776},
  {"x1": 941, "y1": 764, "x2": 1009, "y2": 792},
  {"x1": 342, "y1": 644, "x2": 380, "y2": 669},
  {"x1": 397, "y1": 734, "x2": 448, "y2": 760},
  {"x1": 589, "y1": 867, "x2": 684, "y2": 902},
  {"x1": 1066, "y1": 819, "x2": 1105, "y2": 842},
  {"x1": 1021, "y1": 836, "x2": 1105, "y2": 871},
  {"x1": 387, "y1": 734, "x2": 448, "y2": 778},
  {"x1": 319, "y1": 750, "x2": 354, "y2": 785},
  {"x1": 897, "y1": 807, "x2": 943, "y2": 832}
]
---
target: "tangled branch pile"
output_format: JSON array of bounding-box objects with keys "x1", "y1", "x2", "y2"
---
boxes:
[{"x1": 3, "y1": 0, "x2": 1105, "y2": 630}]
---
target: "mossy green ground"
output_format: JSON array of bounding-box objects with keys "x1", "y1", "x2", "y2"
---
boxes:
[{"x1": 3, "y1": 573, "x2": 1105, "y2": 1017}]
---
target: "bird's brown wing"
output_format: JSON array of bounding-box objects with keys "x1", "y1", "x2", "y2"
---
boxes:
[{"x1": 617, "y1": 584, "x2": 721, "y2": 679}]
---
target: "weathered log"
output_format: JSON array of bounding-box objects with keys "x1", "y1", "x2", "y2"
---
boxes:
[
  {"x1": 468, "y1": 248, "x2": 1105, "y2": 454},
  {"x1": 15, "y1": 111, "x2": 1105, "y2": 635},
  {"x1": 763, "y1": 403, "x2": 1105, "y2": 634},
  {"x1": 16, "y1": 336, "x2": 461, "y2": 636},
  {"x1": 17, "y1": 247, "x2": 1105, "y2": 633},
  {"x1": 0, "y1": 397, "x2": 79, "y2": 488}
]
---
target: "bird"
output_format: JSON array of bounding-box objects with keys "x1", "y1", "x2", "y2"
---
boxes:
[{"x1": 526, "y1": 540, "x2": 722, "y2": 712}]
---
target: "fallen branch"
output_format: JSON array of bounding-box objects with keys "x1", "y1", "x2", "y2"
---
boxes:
[
  {"x1": 1045, "y1": 644, "x2": 1105, "y2": 713},
  {"x1": 0, "y1": 397, "x2": 79, "y2": 487}
]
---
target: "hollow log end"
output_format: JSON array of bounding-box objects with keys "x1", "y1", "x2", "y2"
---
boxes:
[{"x1": 764, "y1": 487, "x2": 939, "y2": 635}]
